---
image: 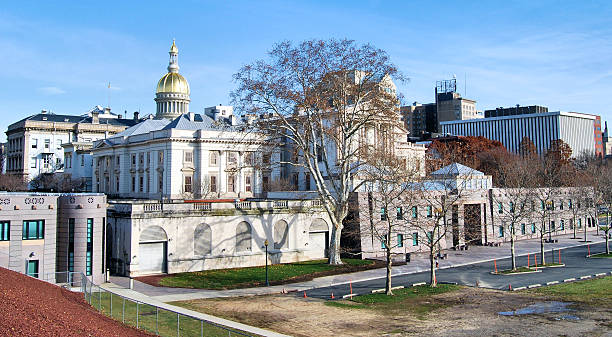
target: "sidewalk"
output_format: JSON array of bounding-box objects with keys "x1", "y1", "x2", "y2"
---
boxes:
[{"x1": 110, "y1": 232, "x2": 606, "y2": 303}]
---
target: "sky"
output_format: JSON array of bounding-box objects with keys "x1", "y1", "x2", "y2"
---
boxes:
[{"x1": 1, "y1": 1, "x2": 612, "y2": 141}]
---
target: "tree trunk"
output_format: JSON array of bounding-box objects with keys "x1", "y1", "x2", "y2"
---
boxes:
[
  {"x1": 429, "y1": 252, "x2": 437, "y2": 287},
  {"x1": 385, "y1": 248, "x2": 393, "y2": 295},
  {"x1": 510, "y1": 234, "x2": 516, "y2": 270},
  {"x1": 572, "y1": 215, "x2": 576, "y2": 239},
  {"x1": 584, "y1": 217, "x2": 588, "y2": 242},
  {"x1": 606, "y1": 231, "x2": 610, "y2": 255},
  {"x1": 328, "y1": 223, "x2": 343, "y2": 265}
]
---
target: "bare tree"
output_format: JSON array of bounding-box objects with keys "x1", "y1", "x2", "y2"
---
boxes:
[
  {"x1": 597, "y1": 164, "x2": 612, "y2": 254},
  {"x1": 0, "y1": 174, "x2": 27, "y2": 191},
  {"x1": 491, "y1": 157, "x2": 536, "y2": 270},
  {"x1": 232, "y1": 39, "x2": 404, "y2": 264},
  {"x1": 359, "y1": 148, "x2": 420, "y2": 294}
]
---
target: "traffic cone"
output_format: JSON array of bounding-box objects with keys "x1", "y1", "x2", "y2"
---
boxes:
[
  {"x1": 331, "y1": 292, "x2": 335, "y2": 299},
  {"x1": 509, "y1": 284, "x2": 512, "y2": 291},
  {"x1": 303, "y1": 291, "x2": 307, "y2": 298}
]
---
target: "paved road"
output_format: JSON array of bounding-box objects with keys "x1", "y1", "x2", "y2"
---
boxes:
[{"x1": 300, "y1": 242, "x2": 612, "y2": 300}]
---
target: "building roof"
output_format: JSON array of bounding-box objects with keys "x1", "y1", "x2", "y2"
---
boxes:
[
  {"x1": 161, "y1": 113, "x2": 236, "y2": 131},
  {"x1": 9, "y1": 113, "x2": 140, "y2": 129},
  {"x1": 115, "y1": 118, "x2": 171, "y2": 137},
  {"x1": 431, "y1": 163, "x2": 484, "y2": 176}
]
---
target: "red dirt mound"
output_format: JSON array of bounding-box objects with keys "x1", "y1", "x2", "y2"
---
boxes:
[{"x1": 0, "y1": 267, "x2": 153, "y2": 337}]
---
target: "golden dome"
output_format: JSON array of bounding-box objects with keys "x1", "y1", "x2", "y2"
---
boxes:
[{"x1": 156, "y1": 72, "x2": 190, "y2": 95}]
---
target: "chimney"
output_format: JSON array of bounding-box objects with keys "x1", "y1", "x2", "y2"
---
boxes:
[
  {"x1": 188, "y1": 111, "x2": 195, "y2": 121},
  {"x1": 133, "y1": 111, "x2": 139, "y2": 120},
  {"x1": 92, "y1": 111, "x2": 99, "y2": 124}
]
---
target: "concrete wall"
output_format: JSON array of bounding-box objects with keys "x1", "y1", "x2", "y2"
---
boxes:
[{"x1": 107, "y1": 199, "x2": 331, "y2": 276}]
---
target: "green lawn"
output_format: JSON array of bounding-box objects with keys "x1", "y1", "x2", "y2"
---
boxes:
[
  {"x1": 529, "y1": 275, "x2": 612, "y2": 307},
  {"x1": 590, "y1": 252, "x2": 612, "y2": 258},
  {"x1": 156, "y1": 259, "x2": 378, "y2": 289},
  {"x1": 324, "y1": 284, "x2": 460, "y2": 319},
  {"x1": 88, "y1": 289, "x2": 254, "y2": 337}
]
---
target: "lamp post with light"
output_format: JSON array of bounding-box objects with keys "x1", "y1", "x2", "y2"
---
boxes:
[{"x1": 264, "y1": 239, "x2": 270, "y2": 286}]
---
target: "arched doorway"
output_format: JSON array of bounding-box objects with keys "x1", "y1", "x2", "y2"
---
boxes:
[{"x1": 139, "y1": 225, "x2": 168, "y2": 274}]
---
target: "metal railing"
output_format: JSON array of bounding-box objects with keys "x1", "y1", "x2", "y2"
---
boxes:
[
  {"x1": 43, "y1": 271, "x2": 83, "y2": 287},
  {"x1": 80, "y1": 274, "x2": 254, "y2": 337}
]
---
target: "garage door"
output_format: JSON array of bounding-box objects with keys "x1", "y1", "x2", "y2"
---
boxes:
[
  {"x1": 139, "y1": 242, "x2": 167, "y2": 274},
  {"x1": 309, "y1": 232, "x2": 327, "y2": 259}
]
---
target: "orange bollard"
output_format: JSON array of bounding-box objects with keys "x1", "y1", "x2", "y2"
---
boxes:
[
  {"x1": 588, "y1": 244, "x2": 591, "y2": 256},
  {"x1": 535, "y1": 254, "x2": 538, "y2": 270},
  {"x1": 303, "y1": 291, "x2": 307, "y2": 298},
  {"x1": 528, "y1": 254, "x2": 530, "y2": 268},
  {"x1": 331, "y1": 292, "x2": 335, "y2": 299},
  {"x1": 350, "y1": 281, "x2": 353, "y2": 295},
  {"x1": 509, "y1": 284, "x2": 512, "y2": 291},
  {"x1": 494, "y1": 259, "x2": 498, "y2": 273}
]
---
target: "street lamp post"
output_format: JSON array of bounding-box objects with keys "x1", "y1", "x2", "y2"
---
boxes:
[{"x1": 264, "y1": 239, "x2": 269, "y2": 287}]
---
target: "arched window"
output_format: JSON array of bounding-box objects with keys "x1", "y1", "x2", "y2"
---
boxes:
[
  {"x1": 236, "y1": 221, "x2": 252, "y2": 252},
  {"x1": 273, "y1": 220, "x2": 289, "y2": 249},
  {"x1": 140, "y1": 225, "x2": 168, "y2": 242},
  {"x1": 194, "y1": 223, "x2": 212, "y2": 256}
]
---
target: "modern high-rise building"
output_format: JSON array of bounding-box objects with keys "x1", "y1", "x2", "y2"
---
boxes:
[
  {"x1": 401, "y1": 78, "x2": 481, "y2": 138},
  {"x1": 440, "y1": 111, "x2": 601, "y2": 157},
  {"x1": 603, "y1": 121, "x2": 612, "y2": 157}
]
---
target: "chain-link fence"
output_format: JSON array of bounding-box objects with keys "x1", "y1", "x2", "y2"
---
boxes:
[{"x1": 80, "y1": 274, "x2": 255, "y2": 337}]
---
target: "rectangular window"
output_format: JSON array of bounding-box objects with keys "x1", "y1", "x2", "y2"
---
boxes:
[
  {"x1": 412, "y1": 206, "x2": 418, "y2": 219},
  {"x1": 531, "y1": 223, "x2": 536, "y2": 233},
  {"x1": 210, "y1": 176, "x2": 217, "y2": 192},
  {"x1": 138, "y1": 176, "x2": 144, "y2": 192},
  {"x1": 139, "y1": 153, "x2": 144, "y2": 166},
  {"x1": 568, "y1": 199, "x2": 572, "y2": 209},
  {"x1": 158, "y1": 173, "x2": 163, "y2": 192},
  {"x1": 22, "y1": 220, "x2": 44, "y2": 240},
  {"x1": 560, "y1": 220, "x2": 565, "y2": 231},
  {"x1": 427, "y1": 231, "x2": 433, "y2": 244},
  {"x1": 68, "y1": 218, "x2": 74, "y2": 272},
  {"x1": 396, "y1": 207, "x2": 403, "y2": 220},
  {"x1": 381, "y1": 239, "x2": 386, "y2": 249},
  {"x1": 262, "y1": 153, "x2": 271, "y2": 165},
  {"x1": 498, "y1": 203, "x2": 503, "y2": 214},
  {"x1": 521, "y1": 223, "x2": 526, "y2": 235},
  {"x1": 262, "y1": 176, "x2": 270, "y2": 192},
  {"x1": 305, "y1": 173, "x2": 311, "y2": 190},
  {"x1": 509, "y1": 202, "x2": 515, "y2": 213},
  {"x1": 381, "y1": 208, "x2": 387, "y2": 221},
  {"x1": 86, "y1": 218, "x2": 93, "y2": 276},
  {"x1": 26, "y1": 260, "x2": 39, "y2": 278},
  {"x1": 245, "y1": 176, "x2": 252, "y2": 192},
  {"x1": 184, "y1": 175, "x2": 193, "y2": 193},
  {"x1": 131, "y1": 154, "x2": 136, "y2": 167},
  {"x1": 115, "y1": 176, "x2": 120, "y2": 192},
  {"x1": 397, "y1": 234, "x2": 404, "y2": 248},
  {"x1": 550, "y1": 221, "x2": 555, "y2": 232},
  {"x1": 227, "y1": 152, "x2": 238, "y2": 165},
  {"x1": 116, "y1": 155, "x2": 120, "y2": 165},
  {"x1": 427, "y1": 205, "x2": 432, "y2": 218},
  {"x1": 30, "y1": 157, "x2": 37, "y2": 168},
  {"x1": 412, "y1": 232, "x2": 419, "y2": 246},
  {"x1": 244, "y1": 152, "x2": 254, "y2": 166},
  {"x1": 0, "y1": 221, "x2": 9, "y2": 241},
  {"x1": 228, "y1": 175, "x2": 235, "y2": 193},
  {"x1": 158, "y1": 150, "x2": 164, "y2": 164},
  {"x1": 498, "y1": 225, "x2": 504, "y2": 237},
  {"x1": 559, "y1": 201, "x2": 564, "y2": 210},
  {"x1": 131, "y1": 176, "x2": 136, "y2": 192},
  {"x1": 541, "y1": 200, "x2": 545, "y2": 210},
  {"x1": 56, "y1": 139, "x2": 62, "y2": 150},
  {"x1": 31, "y1": 139, "x2": 38, "y2": 149},
  {"x1": 184, "y1": 151, "x2": 193, "y2": 163},
  {"x1": 44, "y1": 139, "x2": 50, "y2": 149}
]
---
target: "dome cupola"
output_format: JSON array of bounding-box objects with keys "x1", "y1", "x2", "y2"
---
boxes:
[{"x1": 155, "y1": 40, "x2": 191, "y2": 119}]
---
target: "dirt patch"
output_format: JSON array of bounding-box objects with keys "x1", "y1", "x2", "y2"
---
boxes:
[
  {"x1": 175, "y1": 287, "x2": 612, "y2": 337},
  {"x1": 0, "y1": 267, "x2": 153, "y2": 337},
  {"x1": 136, "y1": 259, "x2": 396, "y2": 289}
]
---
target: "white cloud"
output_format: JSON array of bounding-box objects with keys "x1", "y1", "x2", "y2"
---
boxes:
[{"x1": 38, "y1": 86, "x2": 66, "y2": 95}]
